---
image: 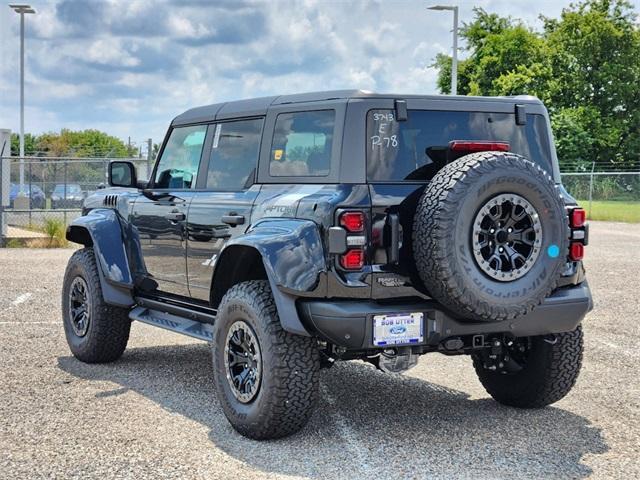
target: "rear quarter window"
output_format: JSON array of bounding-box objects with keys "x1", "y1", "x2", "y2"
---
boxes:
[
  {"x1": 366, "y1": 109, "x2": 553, "y2": 182},
  {"x1": 269, "y1": 110, "x2": 335, "y2": 177}
]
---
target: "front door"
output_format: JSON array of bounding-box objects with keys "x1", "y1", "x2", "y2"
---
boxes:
[
  {"x1": 187, "y1": 118, "x2": 264, "y2": 301},
  {"x1": 132, "y1": 124, "x2": 207, "y2": 297}
]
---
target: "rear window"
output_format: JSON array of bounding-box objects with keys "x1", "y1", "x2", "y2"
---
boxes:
[{"x1": 366, "y1": 109, "x2": 553, "y2": 181}]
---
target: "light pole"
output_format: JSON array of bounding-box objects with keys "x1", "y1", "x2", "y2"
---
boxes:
[
  {"x1": 9, "y1": 4, "x2": 36, "y2": 194},
  {"x1": 428, "y1": 4, "x2": 459, "y2": 95}
]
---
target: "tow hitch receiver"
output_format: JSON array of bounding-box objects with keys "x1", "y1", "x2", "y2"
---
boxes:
[
  {"x1": 372, "y1": 347, "x2": 419, "y2": 374},
  {"x1": 476, "y1": 336, "x2": 528, "y2": 374}
]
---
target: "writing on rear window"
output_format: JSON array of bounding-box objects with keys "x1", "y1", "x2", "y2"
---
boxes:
[{"x1": 370, "y1": 111, "x2": 399, "y2": 151}]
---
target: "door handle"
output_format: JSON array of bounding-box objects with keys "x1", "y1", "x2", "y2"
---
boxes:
[
  {"x1": 165, "y1": 210, "x2": 185, "y2": 222},
  {"x1": 221, "y1": 213, "x2": 245, "y2": 226}
]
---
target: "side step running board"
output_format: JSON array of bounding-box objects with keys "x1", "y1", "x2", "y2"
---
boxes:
[{"x1": 129, "y1": 306, "x2": 214, "y2": 342}]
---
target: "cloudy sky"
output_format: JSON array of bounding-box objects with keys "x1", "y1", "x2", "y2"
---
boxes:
[{"x1": 0, "y1": 0, "x2": 593, "y2": 148}]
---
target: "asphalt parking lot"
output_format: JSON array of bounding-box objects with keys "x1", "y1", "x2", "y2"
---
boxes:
[{"x1": 1, "y1": 220, "x2": 638, "y2": 479}]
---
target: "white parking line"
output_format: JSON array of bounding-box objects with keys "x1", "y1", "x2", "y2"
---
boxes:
[
  {"x1": 12, "y1": 292, "x2": 33, "y2": 306},
  {"x1": 0, "y1": 321, "x2": 58, "y2": 325}
]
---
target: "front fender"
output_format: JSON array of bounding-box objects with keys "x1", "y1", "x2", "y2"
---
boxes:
[
  {"x1": 217, "y1": 218, "x2": 327, "y2": 336},
  {"x1": 66, "y1": 208, "x2": 135, "y2": 307}
]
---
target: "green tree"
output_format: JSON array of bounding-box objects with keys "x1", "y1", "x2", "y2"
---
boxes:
[
  {"x1": 9, "y1": 130, "x2": 136, "y2": 157},
  {"x1": 36, "y1": 129, "x2": 135, "y2": 157},
  {"x1": 433, "y1": 0, "x2": 640, "y2": 169},
  {"x1": 9, "y1": 133, "x2": 38, "y2": 156},
  {"x1": 543, "y1": 0, "x2": 640, "y2": 167},
  {"x1": 434, "y1": 8, "x2": 551, "y2": 98},
  {"x1": 434, "y1": 53, "x2": 472, "y2": 95}
]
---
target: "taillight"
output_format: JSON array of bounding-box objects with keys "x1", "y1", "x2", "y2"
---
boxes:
[
  {"x1": 340, "y1": 249, "x2": 365, "y2": 270},
  {"x1": 449, "y1": 140, "x2": 510, "y2": 153},
  {"x1": 568, "y1": 207, "x2": 587, "y2": 261},
  {"x1": 570, "y1": 208, "x2": 586, "y2": 228},
  {"x1": 569, "y1": 242, "x2": 584, "y2": 261},
  {"x1": 340, "y1": 211, "x2": 365, "y2": 232},
  {"x1": 337, "y1": 210, "x2": 367, "y2": 270}
]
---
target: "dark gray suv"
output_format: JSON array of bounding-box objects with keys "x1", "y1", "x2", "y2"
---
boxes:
[{"x1": 61, "y1": 90, "x2": 591, "y2": 440}]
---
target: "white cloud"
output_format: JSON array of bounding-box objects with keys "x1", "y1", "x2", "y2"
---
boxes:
[
  {"x1": 87, "y1": 39, "x2": 140, "y2": 67},
  {"x1": 168, "y1": 16, "x2": 213, "y2": 40},
  {"x1": 389, "y1": 66, "x2": 439, "y2": 93},
  {"x1": 0, "y1": 0, "x2": 589, "y2": 144}
]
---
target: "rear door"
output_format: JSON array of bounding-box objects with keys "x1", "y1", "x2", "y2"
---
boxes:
[
  {"x1": 186, "y1": 117, "x2": 264, "y2": 301},
  {"x1": 132, "y1": 124, "x2": 207, "y2": 297},
  {"x1": 361, "y1": 98, "x2": 556, "y2": 296}
]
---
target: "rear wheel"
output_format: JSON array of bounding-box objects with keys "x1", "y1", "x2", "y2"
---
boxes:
[
  {"x1": 62, "y1": 248, "x2": 131, "y2": 363},
  {"x1": 212, "y1": 280, "x2": 320, "y2": 440},
  {"x1": 472, "y1": 326, "x2": 583, "y2": 407}
]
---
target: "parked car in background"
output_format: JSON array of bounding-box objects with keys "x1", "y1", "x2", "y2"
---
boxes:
[
  {"x1": 9, "y1": 183, "x2": 46, "y2": 209},
  {"x1": 51, "y1": 184, "x2": 85, "y2": 209}
]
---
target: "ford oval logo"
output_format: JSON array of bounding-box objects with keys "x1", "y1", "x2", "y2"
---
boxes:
[{"x1": 390, "y1": 325, "x2": 406, "y2": 335}]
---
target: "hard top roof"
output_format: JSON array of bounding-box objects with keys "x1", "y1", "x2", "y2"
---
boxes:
[{"x1": 172, "y1": 90, "x2": 543, "y2": 126}]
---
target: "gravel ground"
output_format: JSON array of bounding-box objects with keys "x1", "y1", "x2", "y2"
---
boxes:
[{"x1": 0, "y1": 220, "x2": 638, "y2": 479}]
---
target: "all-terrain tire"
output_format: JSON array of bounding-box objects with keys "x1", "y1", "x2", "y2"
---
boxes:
[
  {"x1": 413, "y1": 152, "x2": 569, "y2": 322},
  {"x1": 212, "y1": 280, "x2": 320, "y2": 440},
  {"x1": 472, "y1": 326, "x2": 583, "y2": 407},
  {"x1": 61, "y1": 248, "x2": 131, "y2": 363}
]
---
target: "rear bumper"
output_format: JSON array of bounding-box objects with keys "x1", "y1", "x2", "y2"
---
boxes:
[{"x1": 298, "y1": 281, "x2": 593, "y2": 350}]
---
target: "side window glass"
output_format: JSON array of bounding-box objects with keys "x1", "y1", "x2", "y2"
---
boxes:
[
  {"x1": 206, "y1": 118, "x2": 263, "y2": 190},
  {"x1": 154, "y1": 125, "x2": 207, "y2": 189},
  {"x1": 270, "y1": 110, "x2": 334, "y2": 177}
]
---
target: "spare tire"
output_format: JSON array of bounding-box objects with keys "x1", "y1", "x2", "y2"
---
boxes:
[{"x1": 413, "y1": 151, "x2": 569, "y2": 322}]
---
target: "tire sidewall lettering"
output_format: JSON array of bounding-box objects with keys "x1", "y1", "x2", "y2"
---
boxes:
[
  {"x1": 416, "y1": 154, "x2": 569, "y2": 319},
  {"x1": 456, "y1": 167, "x2": 565, "y2": 302}
]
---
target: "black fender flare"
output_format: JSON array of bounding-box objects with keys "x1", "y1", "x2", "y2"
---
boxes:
[
  {"x1": 212, "y1": 218, "x2": 327, "y2": 336},
  {"x1": 66, "y1": 208, "x2": 136, "y2": 307}
]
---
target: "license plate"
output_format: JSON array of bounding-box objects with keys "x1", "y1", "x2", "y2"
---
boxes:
[{"x1": 373, "y1": 313, "x2": 424, "y2": 346}]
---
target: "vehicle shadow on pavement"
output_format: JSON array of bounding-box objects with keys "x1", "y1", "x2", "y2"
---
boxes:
[{"x1": 58, "y1": 344, "x2": 607, "y2": 479}]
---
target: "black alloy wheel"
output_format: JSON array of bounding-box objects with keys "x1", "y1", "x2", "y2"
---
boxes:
[
  {"x1": 224, "y1": 320, "x2": 263, "y2": 403},
  {"x1": 68, "y1": 276, "x2": 91, "y2": 337}
]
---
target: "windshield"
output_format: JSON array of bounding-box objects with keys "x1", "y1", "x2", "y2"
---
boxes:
[{"x1": 366, "y1": 109, "x2": 553, "y2": 181}]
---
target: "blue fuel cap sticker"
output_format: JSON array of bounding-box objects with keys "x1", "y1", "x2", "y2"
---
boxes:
[{"x1": 547, "y1": 244, "x2": 560, "y2": 258}]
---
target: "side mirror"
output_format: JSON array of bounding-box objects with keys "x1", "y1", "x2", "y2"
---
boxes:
[{"x1": 109, "y1": 161, "x2": 137, "y2": 188}]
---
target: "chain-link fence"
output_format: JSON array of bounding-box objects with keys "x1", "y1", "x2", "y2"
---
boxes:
[
  {"x1": 558, "y1": 160, "x2": 640, "y2": 212},
  {"x1": 0, "y1": 156, "x2": 150, "y2": 234},
  {"x1": 560, "y1": 173, "x2": 639, "y2": 221},
  {"x1": 0, "y1": 155, "x2": 638, "y2": 244},
  {"x1": 561, "y1": 172, "x2": 640, "y2": 201}
]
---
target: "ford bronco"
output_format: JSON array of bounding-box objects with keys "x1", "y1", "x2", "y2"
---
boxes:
[{"x1": 62, "y1": 90, "x2": 592, "y2": 440}]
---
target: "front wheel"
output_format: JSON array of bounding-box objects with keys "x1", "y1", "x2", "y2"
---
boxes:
[
  {"x1": 62, "y1": 248, "x2": 131, "y2": 363},
  {"x1": 212, "y1": 280, "x2": 320, "y2": 440},
  {"x1": 472, "y1": 326, "x2": 583, "y2": 408}
]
